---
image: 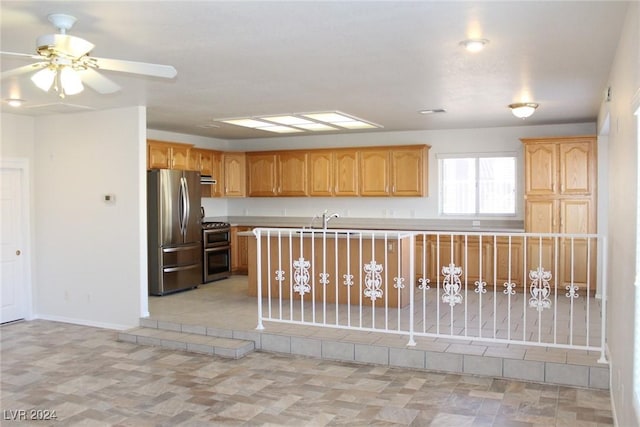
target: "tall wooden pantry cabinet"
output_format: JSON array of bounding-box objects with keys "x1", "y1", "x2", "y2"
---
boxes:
[{"x1": 521, "y1": 135, "x2": 597, "y2": 293}]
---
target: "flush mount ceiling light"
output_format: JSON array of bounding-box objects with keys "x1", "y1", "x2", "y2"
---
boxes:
[
  {"x1": 509, "y1": 102, "x2": 539, "y2": 119},
  {"x1": 217, "y1": 111, "x2": 382, "y2": 134},
  {"x1": 5, "y1": 98, "x2": 25, "y2": 107},
  {"x1": 459, "y1": 38, "x2": 489, "y2": 53}
]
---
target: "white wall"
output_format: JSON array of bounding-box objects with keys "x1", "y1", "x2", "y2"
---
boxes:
[
  {"x1": 227, "y1": 122, "x2": 595, "y2": 220},
  {"x1": 603, "y1": 3, "x2": 639, "y2": 426},
  {"x1": 30, "y1": 107, "x2": 146, "y2": 329}
]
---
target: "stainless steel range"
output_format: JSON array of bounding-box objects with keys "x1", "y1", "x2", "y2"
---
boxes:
[{"x1": 202, "y1": 221, "x2": 231, "y2": 283}]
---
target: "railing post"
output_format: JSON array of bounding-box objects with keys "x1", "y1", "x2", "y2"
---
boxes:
[
  {"x1": 598, "y1": 235, "x2": 608, "y2": 364},
  {"x1": 255, "y1": 228, "x2": 265, "y2": 330},
  {"x1": 407, "y1": 232, "x2": 416, "y2": 346}
]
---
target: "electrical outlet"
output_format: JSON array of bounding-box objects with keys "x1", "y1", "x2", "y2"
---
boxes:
[{"x1": 472, "y1": 220, "x2": 480, "y2": 227}]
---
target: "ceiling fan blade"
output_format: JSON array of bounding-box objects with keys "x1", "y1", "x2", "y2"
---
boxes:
[
  {"x1": 77, "y1": 68, "x2": 121, "y2": 94},
  {"x1": 0, "y1": 51, "x2": 41, "y2": 60},
  {"x1": 36, "y1": 34, "x2": 94, "y2": 58},
  {"x1": 92, "y1": 57, "x2": 177, "y2": 79},
  {"x1": 1, "y1": 62, "x2": 47, "y2": 79}
]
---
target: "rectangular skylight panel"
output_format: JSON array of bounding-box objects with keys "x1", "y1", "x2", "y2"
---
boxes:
[
  {"x1": 333, "y1": 120, "x2": 378, "y2": 129},
  {"x1": 260, "y1": 125, "x2": 304, "y2": 133},
  {"x1": 221, "y1": 118, "x2": 269, "y2": 128},
  {"x1": 302, "y1": 112, "x2": 353, "y2": 123},
  {"x1": 261, "y1": 115, "x2": 314, "y2": 126},
  {"x1": 294, "y1": 123, "x2": 337, "y2": 131}
]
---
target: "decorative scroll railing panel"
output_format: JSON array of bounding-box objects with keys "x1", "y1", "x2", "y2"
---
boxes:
[{"x1": 252, "y1": 228, "x2": 606, "y2": 363}]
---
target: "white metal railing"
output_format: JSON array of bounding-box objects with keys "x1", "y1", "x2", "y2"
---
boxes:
[{"x1": 253, "y1": 227, "x2": 607, "y2": 363}]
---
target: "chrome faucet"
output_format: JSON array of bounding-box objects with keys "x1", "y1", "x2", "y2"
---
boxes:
[{"x1": 322, "y1": 211, "x2": 340, "y2": 229}]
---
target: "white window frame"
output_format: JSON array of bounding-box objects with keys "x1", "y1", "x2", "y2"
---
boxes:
[{"x1": 438, "y1": 152, "x2": 518, "y2": 217}]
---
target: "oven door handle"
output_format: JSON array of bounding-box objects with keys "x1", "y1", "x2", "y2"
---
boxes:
[
  {"x1": 205, "y1": 246, "x2": 230, "y2": 253},
  {"x1": 163, "y1": 263, "x2": 200, "y2": 273}
]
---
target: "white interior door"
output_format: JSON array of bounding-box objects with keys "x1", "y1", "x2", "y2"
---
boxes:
[{"x1": 1, "y1": 163, "x2": 28, "y2": 323}]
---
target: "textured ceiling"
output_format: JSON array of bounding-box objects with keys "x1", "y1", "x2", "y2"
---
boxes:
[{"x1": 0, "y1": 1, "x2": 630, "y2": 140}]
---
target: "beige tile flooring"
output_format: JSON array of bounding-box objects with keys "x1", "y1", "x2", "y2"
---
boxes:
[
  {"x1": 1, "y1": 318, "x2": 613, "y2": 426},
  {"x1": 147, "y1": 276, "x2": 605, "y2": 368}
]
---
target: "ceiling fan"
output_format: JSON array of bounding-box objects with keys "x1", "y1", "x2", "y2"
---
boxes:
[{"x1": 1, "y1": 13, "x2": 177, "y2": 98}]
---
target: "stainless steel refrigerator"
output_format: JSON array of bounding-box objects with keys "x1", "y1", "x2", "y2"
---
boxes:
[{"x1": 147, "y1": 169, "x2": 202, "y2": 295}]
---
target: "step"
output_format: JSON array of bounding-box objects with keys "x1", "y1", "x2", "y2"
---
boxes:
[{"x1": 118, "y1": 326, "x2": 255, "y2": 359}]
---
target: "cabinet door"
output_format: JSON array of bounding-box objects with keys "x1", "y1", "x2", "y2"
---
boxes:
[
  {"x1": 187, "y1": 149, "x2": 201, "y2": 171},
  {"x1": 427, "y1": 235, "x2": 458, "y2": 284},
  {"x1": 247, "y1": 153, "x2": 278, "y2": 196},
  {"x1": 231, "y1": 226, "x2": 251, "y2": 274},
  {"x1": 360, "y1": 149, "x2": 390, "y2": 196},
  {"x1": 525, "y1": 199, "x2": 557, "y2": 233},
  {"x1": 279, "y1": 152, "x2": 308, "y2": 196},
  {"x1": 484, "y1": 236, "x2": 523, "y2": 291},
  {"x1": 147, "y1": 142, "x2": 171, "y2": 169},
  {"x1": 334, "y1": 150, "x2": 359, "y2": 196},
  {"x1": 524, "y1": 143, "x2": 557, "y2": 196},
  {"x1": 559, "y1": 142, "x2": 594, "y2": 195},
  {"x1": 223, "y1": 153, "x2": 246, "y2": 197},
  {"x1": 170, "y1": 145, "x2": 190, "y2": 170},
  {"x1": 195, "y1": 149, "x2": 213, "y2": 197},
  {"x1": 309, "y1": 151, "x2": 334, "y2": 196},
  {"x1": 210, "y1": 151, "x2": 224, "y2": 197},
  {"x1": 391, "y1": 147, "x2": 425, "y2": 196}
]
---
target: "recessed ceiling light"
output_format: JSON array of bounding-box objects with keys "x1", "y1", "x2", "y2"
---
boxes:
[
  {"x1": 418, "y1": 109, "x2": 446, "y2": 115},
  {"x1": 459, "y1": 38, "x2": 489, "y2": 53},
  {"x1": 6, "y1": 98, "x2": 24, "y2": 107}
]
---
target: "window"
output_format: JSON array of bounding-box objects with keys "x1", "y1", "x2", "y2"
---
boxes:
[{"x1": 439, "y1": 154, "x2": 516, "y2": 215}]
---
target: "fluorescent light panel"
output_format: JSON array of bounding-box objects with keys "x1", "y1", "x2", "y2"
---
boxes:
[{"x1": 217, "y1": 111, "x2": 381, "y2": 134}]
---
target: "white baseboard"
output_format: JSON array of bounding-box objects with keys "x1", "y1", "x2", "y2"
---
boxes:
[{"x1": 34, "y1": 314, "x2": 135, "y2": 331}]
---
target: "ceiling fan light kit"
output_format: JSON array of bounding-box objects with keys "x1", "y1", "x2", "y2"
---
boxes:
[
  {"x1": 509, "y1": 102, "x2": 539, "y2": 119},
  {"x1": 1, "y1": 13, "x2": 177, "y2": 99}
]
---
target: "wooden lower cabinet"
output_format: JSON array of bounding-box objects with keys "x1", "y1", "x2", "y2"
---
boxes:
[
  {"x1": 231, "y1": 226, "x2": 252, "y2": 274},
  {"x1": 248, "y1": 234, "x2": 411, "y2": 308},
  {"x1": 415, "y1": 235, "x2": 524, "y2": 292}
]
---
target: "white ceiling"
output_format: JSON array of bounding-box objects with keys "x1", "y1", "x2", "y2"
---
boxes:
[{"x1": 0, "y1": 1, "x2": 630, "y2": 140}]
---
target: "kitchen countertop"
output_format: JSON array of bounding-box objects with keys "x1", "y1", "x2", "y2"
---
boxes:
[{"x1": 204, "y1": 216, "x2": 525, "y2": 233}]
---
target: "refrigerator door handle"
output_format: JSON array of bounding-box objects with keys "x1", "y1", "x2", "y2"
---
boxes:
[
  {"x1": 183, "y1": 175, "x2": 191, "y2": 234},
  {"x1": 179, "y1": 176, "x2": 188, "y2": 237}
]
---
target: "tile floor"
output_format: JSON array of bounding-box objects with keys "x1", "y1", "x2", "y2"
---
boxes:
[
  {"x1": 1, "y1": 319, "x2": 613, "y2": 426},
  {"x1": 145, "y1": 276, "x2": 607, "y2": 389}
]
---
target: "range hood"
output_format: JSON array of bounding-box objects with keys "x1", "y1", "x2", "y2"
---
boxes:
[{"x1": 200, "y1": 175, "x2": 217, "y2": 184}]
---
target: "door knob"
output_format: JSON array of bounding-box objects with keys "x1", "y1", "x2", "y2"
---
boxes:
[{"x1": 16, "y1": 250, "x2": 21, "y2": 256}]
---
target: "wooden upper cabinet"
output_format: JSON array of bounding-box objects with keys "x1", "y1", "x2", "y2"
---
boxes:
[
  {"x1": 559, "y1": 142, "x2": 594, "y2": 195},
  {"x1": 147, "y1": 140, "x2": 173, "y2": 169},
  {"x1": 359, "y1": 145, "x2": 429, "y2": 197},
  {"x1": 523, "y1": 136, "x2": 595, "y2": 198},
  {"x1": 223, "y1": 152, "x2": 246, "y2": 197},
  {"x1": 391, "y1": 146, "x2": 428, "y2": 196},
  {"x1": 334, "y1": 150, "x2": 359, "y2": 196},
  {"x1": 360, "y1": 149, "x2": 390, "y2": 196},
  {"x1": 147, "y1": 140, "x2": 195, "y2": 170},
  {"x1": 524, "y1": 142, "x2": 557, "y2": 196},
  {"x1": 309, "y1": 151, "x2": 334, "y2": 196},
  {"x1": 247, "y1": 153, "x2": 278, "y2": 196},
  {"x1": 210, "y1": 151, "x2": 224, "y2": 197},
  {"x1": 170, "y1": 144, "x2": 191, "y2": 170},
  {"x1": 278, "y1": 151, "x2": 308, "y2": 196},
  {"x1": 247, "y1": 151, "x2": 308, "y2": 197},
  {"x1": 309, "y1": 150, "x2": 359, "y2": 196}
]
